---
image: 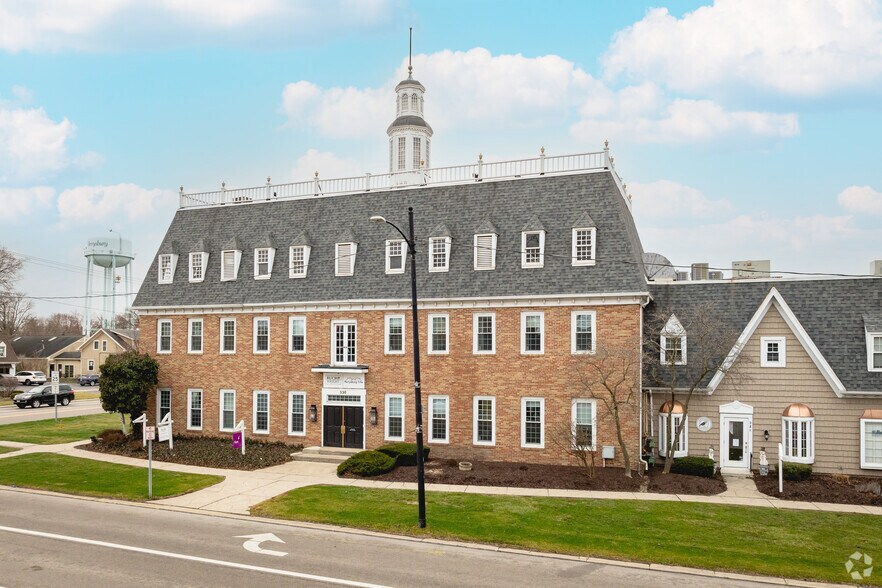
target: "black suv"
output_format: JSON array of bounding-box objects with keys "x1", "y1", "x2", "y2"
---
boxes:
[
  {"x1": 77, "y1": 374, "x2": 100, "y2": 386},
  {"x1": 13, "y1": 384, "x2": 75, "y2": 409}
]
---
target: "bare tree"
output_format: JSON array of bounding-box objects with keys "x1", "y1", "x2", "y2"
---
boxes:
[
  {"x1": 574, "y1": 344, "x2": 639, "y2": 477},
  {"x1": 645, "y1": 302, "x2": 747, "y2": 474},
  {"x1": 0, "y1": 291, "x2": 33, "y2": 337},
  {"x1": 21, "y1": 313, "x2": 83, "y2": 336},
  {"x1": 551, "y1": 422, "x2": 597, "y2": 478},
  {"x1": 113, "y1": 310, "x2": 139, "y2": 330},
  {"x1": 0, "y1": 248, "x2": 24, "y2": 293}
]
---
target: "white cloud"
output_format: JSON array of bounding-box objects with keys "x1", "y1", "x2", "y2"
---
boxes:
[
  {"x1": 0, "y1": 106, "x2": 77, "y2": 182},
  {"x1": 837, "y1": 185, "x2": 882, "y2": 215},
  {"x1": 630, "y1": 180, "x2": 735, "y2": 219},
  {"x1": 57, "y1": 184, "x2": 177, "y2": 221},
  {"x1": 0, "y1": 186, "x2": 55, "y2": 215},
  {"x1": 289, "y1": 149, "x2": 365, "y2": 181},
  {"x1": 603, "y1": 0, "x2": 882, "y2": 96},
  {"x1": 11, "y1": 85, "x2": 33, "y2": 103}
]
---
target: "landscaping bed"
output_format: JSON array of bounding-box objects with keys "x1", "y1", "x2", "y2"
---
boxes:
[
  {"x1": 754, "y1": 471, "x2": 882, "y2": 506},
  {"x1": 81, "y1": 431, "x2": 301, "y2": 471}
]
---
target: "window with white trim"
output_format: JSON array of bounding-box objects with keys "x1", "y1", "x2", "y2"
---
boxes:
[
  {"x1": 571, "y1": 311, "x2": 596, "y2": 354},
  {"x1": 219, "y1": 389, "x2": 236, "y2": 432},
  {"x1": 571, "y1": 228, "x2": 596, "y2": 266},
  {"x1": 157, "y1": 388, "x2": 171, "y2": 422},
  {"x1": 473, "y1": 313, "x2": 495, "y2": 354},
  {"x1": 473, "y1": 396, "x2": 495, "y2": 445},
  {"x1": 289, "y1": 245, "x2": 310, "y2": 278},
  {"x1": 413, "y1": 137, "x2": 421, "y2": 168},
  {"x1": 782, "y1": 416, "x2": 814, "y2": 463},
  {"x1": 658, "y1": 413, "x2": 687, "y2": 457},
  {"x1": 221, "y1": 250, "x2": 240, "y2": 281},
  {"x1": 220, "y1": 318, "x2": 236, "y2": 354},
  {"x1": 761, "y1": 336, "x2": 786, "y2": 367},
  {"x1": 253, "y1": 317, "x2": 270, "y2": 354},
  {"x1": 88, "y1": 359, "x2": 94, "y2": 371},
  {"x1": 332, "y1": 320, "x2": 357, "y2": 366},
  {"x1": 868, "y1": 333, "x2": 882, "y2": 372},
  {"x1": 429, "y1": 395, "x2": 449, "y2": 443},
  {"x1": 253, "y1": 390, "x2": 269, "y2": 434},
  {"x1": 254, "y1": 247, "x2": 274, "y2": 279},
  {"x1": 288, "y1": 391, "x2": 306, "y2": 436},
  {"x1": 289, "y1": 316, "x2": 306, "y2": 354},
  {"x1": 521, "y1": 312, "x2": 544, "y2": 354},
  {"x1": 335, "y1": 242, "x2": 357, "y2": 276},
  {"x1": 188, "y1": 318, "x2": 203, "y2": 354},
  {"x1": 93, "y1": 340, "x2": 99, "y2": 350},
  {"x1": 187, "y1": 389, "x2": 202, "y2": 431},
  {"x1": 397, "y1": 137, "x2": 406, "y2": 170},
  {"x1": 428, "y1": 314, "x2": 448, "y2": 354},
  {"x1": 521, "y1": 397, "x2": 545, "y2": 448},
  {"x1": 425, "y1": 138, "x2": 430, "y2": 167},
  {"x1": 386, "y1": 239, "x2": 405, "y2": 274},
  {"x1": 157, "y1": 319, "x2": 172, "y2": 353},
  {"x1": 429, "y1": 237, "x2": 450, "y2": 272},
  {"x1": 158, "y1": 253, "x2": 177, "y2": 284},
  {"x1": 572, "y1": 399, "x2": 596, "y2": 449},
  {"x1": 385, "y1": 394, "x2": 404, "y2": 441},
  {"x1": 189, "y1": 252, "x2": 208, "y2": 282},
  {"x1": 474, "y1": 233, "x2": 497, "y2": 270},
  {"x1": 102, "y1": 340, "x2": 107, "y2": 352},
  {"x1": 660, "y1": 315, "x2": 686, "y2": 365},
  {"x1": 861, "y1": 418, "x2": 882, "y2": 469},
  {"x1": 521, "y1": 231, "x2": 545, "y2": 268},
  {"x1": 385, "y1": 315, "x2": 404, "y2": 354}
]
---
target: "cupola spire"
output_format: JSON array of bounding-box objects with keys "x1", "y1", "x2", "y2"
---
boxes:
[
  {"x1": 387, "y1": 27, "x2": 433, "y2": 179},
  {"x1": 408, "y1": 27, "x2": 413, "y2": 78}
]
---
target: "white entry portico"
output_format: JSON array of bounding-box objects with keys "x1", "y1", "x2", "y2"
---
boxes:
[
  {"x1": 312, "y1": 366, "x2": 368, "y2": 450},
  {"x1": 719, "y1": 400, "x2": 753, "y2": 472}
]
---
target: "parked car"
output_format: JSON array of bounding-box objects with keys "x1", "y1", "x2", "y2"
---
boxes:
[
  {"x1": 77, "y1": 374, "x2": 100, "y2": 386},
  {"x1": 13, "y1": 384, "x2": 74, "y2": 409},
  {"x1": 15, "y1": 371, "x2": 47, "y2": 386}
]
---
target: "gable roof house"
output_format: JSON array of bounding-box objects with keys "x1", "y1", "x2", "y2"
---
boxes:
[
  {"x1": 0, "y1": 338, "x2": 19, "y2": 376},
  {"x1": 10, "y1": 335, "x2": 84, "y2": 379}
]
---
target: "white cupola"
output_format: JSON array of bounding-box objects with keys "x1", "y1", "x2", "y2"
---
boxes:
[{"x1": 387, "y1": 32, "x2": 433, "y2": 179}]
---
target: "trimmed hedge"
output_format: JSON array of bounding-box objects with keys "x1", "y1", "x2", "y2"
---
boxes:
[
  {"x1": 670, "y1": 456, "x2": 716, "y2": 478},
  {"x1": 775, "y1": 462, "x2": 812, "y2": 481},
  {"x1": 376, "y1": 442, "x2": 430, "y2": 467},
  {"x1": 337, "y1": 450, "x2": 396, "y2": 477}
]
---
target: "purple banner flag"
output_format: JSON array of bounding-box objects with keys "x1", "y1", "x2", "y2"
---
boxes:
[{"x1": 232, "y1": 431, "x2": 242, "y2": 449}]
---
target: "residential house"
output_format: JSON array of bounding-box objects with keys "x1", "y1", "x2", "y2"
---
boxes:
[
  {"x1": 9, "y1": 328, "x2": 136, "y2": 378},
  {"x1": 0, "y1": 338, "x2": 18, "y2": 375}
]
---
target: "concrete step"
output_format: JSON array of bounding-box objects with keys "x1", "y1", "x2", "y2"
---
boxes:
[
  {"x1": 300, "y1": 446, "x2": 360, "y2": 457},
  {"x1": 292, "y1": 446, "x2": 360, "y2": 464}
]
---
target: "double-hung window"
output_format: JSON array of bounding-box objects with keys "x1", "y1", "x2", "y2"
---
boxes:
[
  {"x1": 335, "y1": 242, "x2": 357, "y2": 276},
  {"x1": 289, "y1": 316, "x2": 306, "y2": 354},
  {"x1": 861, "y1": 417, "x2": 882, "y2": 469},
  {"x1": 474, "y1": 233, "x2": 497, "y2": 270},
  {"x1": 386, "y1": 240, "x2": 405, "y2": 274},
  {"x1": 429, "y1": 395, "x2": 449, "y2": 443},
  {"x1": 473, "y1": 396, "x2": 495, "y2": 446},
  {"x1": 572, "y1": 228, "x2": 596, "y2": 266},
  {"x1": 220, "y1": 318, "x2": 236, "y2": 353},
  {"x1": 385, "y1": 394, "x2": 404, "y2": 441},
  {"x1": 253, "y1": 317, "x2": 270, "y2": 354},
  {"x1": 158, "y1": 254, "x2": 176, "y2": 284},
  {"x1": 385, "y1": 315, "x2": 405, "y2": 354},
  {"x1": 288, "y1": 392, "x2": 306, "y2": 436},
  {"x1": 521, "y1": 397, "x2": 545, "y2": 448},
  {"x1": 397, "y1": 137, "x2": 406, "y2": 170},
  {"x1": 660, "y1": 315, "x2": 687, "y2": 365},
  {"x1": 221, "y1": 250, "x2": 240, "y2": 281},
  {"x1": 428, "y1": 237, "x2": 450, "y2": 272},
  {"x1": 253, "y1": 390, "x2": 269, "y2": 434},
  {"x1": 157, "y1": 389, "x2": 171, "y2": 422},
  {"x1": 413, "y1": 137, "x2": 421, "y2": 168},
  {"x1": 157, "y1": 319, "x2": 172, "y2": 353},
  {"x1": 428, "y1": 314, "x2": 448, "y2": 354},
  {"x1": 254, "y1": 247, "x2": 273, "y2": 279},
  {"x1": 868, "y1": 333, "x2": 882, "y2": 372},
  {"x1": 188, "y1": 318, "x2": 203, "y2": 354},
  {"x1": 473, "y1": 313, "x2": 495, "y2": 354},
  {"x1": 332, "y1": 321, "x2": 357, "y2": 366},
  {"x1": 289, "y1": 245, "x2": 310, "y2": 278},
  {"x1": 782, "y1": 414, "x2": 815, "y2": 464},
  {"x1": 571, "y1": 311, "x2": 596, "y2": 354},
  {"x1": 761, "y1": 336, "x2": 786, "y2": 367},
  {"x1": 187, "y1": 389, "x2": 203, "y2": 431},
  {"x1": 521, "y1": 312, "x2": 544, "y2": 354},
  {"x1": 572, "y1": 399, "x2": 596, "y2": 449},
  {"x1": 219, "y1": 389, "x2": 236, "y2": 432},
  {"x1": 102, "y1": 340, "x2": 107, "y2": 352},
  {"x1": 93, "y1": 340, "x2": 99, "y2": 350},
  {"x1": 189, "y1": 252, "x2": 207, "y2": 282},
  {"x1": 521, "y1": 231, "x2": 545, "y2": 268},
  {"x1": 658, "y1": 413, "x2": 687, "y2": 458}
]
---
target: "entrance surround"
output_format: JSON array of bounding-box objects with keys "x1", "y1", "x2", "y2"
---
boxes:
[
  {"x1": 719, "y1": 400, "x2": 753, "y2": 472},
  {"x1": 312, "y1": 367, "x2": 368, "y2": 450}
]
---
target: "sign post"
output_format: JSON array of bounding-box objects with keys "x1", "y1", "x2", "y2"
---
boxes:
[
  {"x1": 51, "y1": 371, "x2": 59, "y2": 422},
  {"x1": 145, "y1": 425, "x2": 156, "y2": 499},
  {"x1": 132, "y1": 414, "x2": 148, "y2": 447},
  {"x1": 778, "y1": 442, "x2": 784, "y2": 494},
  {"x1": 232, "y1": 419, "x2": 245, "y2": 455}
]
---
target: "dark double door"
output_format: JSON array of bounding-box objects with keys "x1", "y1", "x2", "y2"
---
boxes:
[{"x1": 323, "y1": 406, "x2": 364, "y2": 449}]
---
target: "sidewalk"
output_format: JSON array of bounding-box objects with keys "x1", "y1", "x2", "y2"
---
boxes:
[{"x1": 2, "y1": 439, "x2": 881, "y2": 517}]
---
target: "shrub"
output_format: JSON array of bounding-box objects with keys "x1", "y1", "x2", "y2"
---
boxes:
[
  {"x1": 670, "y1": 456, "x2": 716, "y2": 478},
  {"x1": 376, "y1": 442, "x2": 430, "y2": 467},
  {"x1": 337, "y1": 450, "x2": 396, "y2": 477},
  {"x1": 776, "y1": 462, "x2": 812, "y2": 481},
  {"x1": 97, "y1": 429, "x2": 127, "y2": 444}
]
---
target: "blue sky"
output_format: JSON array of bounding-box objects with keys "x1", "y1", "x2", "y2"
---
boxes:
[{"x1": 1, "y1": 0, "x2": 880, "y2": 318}]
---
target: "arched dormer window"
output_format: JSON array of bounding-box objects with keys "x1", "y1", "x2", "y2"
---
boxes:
[{"x1": 660, "y1": 315, "x2": 686, "y2": 365}]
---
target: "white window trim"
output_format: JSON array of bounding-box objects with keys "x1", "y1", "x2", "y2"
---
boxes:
[
  {"x1": 385, "y1": 239, "x2": 407, "y2": 275},
  {"x1": 521, "y1": 397, "x2": 545, "y2": 449},
  {"x1": 521, "y1": 230, "x2": 545, "y2": 269},
  {"x1": 860, "y1": 418, "x2": 882, "y2": 470},
  {"x1": 187, "y1": 318, "x2": 204, "y2": 355},
  {"x1": 288, "y1": 391, "x2": 307, "y2": 436},
  {"x1": 219, "y1": 317, "x2": 236, "y2": 354},
  {"x1": 473, "y1": 233, "x2": 497, "y2": 271},
  {"x1": 473, "y1": 396, "x2": 496, "y2": 446},
  {"x1": 658, "y1": 413, "x2": 688, "y2": 458},
  {"x1": 571, "y1": 399, "x2": 597, "y2": 450},
  {"x1": 867, "y1": 332, "x2": 882, "y2": 372},
  {"x1": 288, "y1": 316, "x2": 307, "y2": 355},
  {"x1": 253, "y1": 317, "x2": 270, "y2": 355},
  {"x1": 252, "y1": 390, "x2": 270, "y2": 434},
  {"x1": 571, "y1": 310, "x2": 597, "y2": 354},
  {"x1": 384, "y1": 314, "x2": 406, "y2": 355},
  {"x1": 472, "y1": 312, "x2": 496, "y2": 355},
  {"x1": 761, "y1": 336, "x2": 787, "y2": 368},
  {"x1": 288, "y1": 245, "x2": 311, "y2": 279},
  {"x1": 158, "y1": 253, "x2": 178, "y2": 284},
  {"x1": 220, "y1": 250, "x2": 241, "y2": 282},
  {"x1": 660, "y1": 316, "x2": 687, "y2": 366},
  {"x1": 427, "y1": 313, "x2": 449, "y2": 355},
  {"x1": 102, "y1": 340, "x2": 108, "y2": 352},
  {"x1": 384, "y1": 393, "x2": 405, "y2": 441},
  {"x1": 187, "y1": 388, "x2": 203, "y2": 431},
  {"x1": 253, "y1": 247, "x2": 275, "y2": 280},
  {"x1": 156, "y1": 388, "x2": 171, "y2": 422},
  {"x1": 428, "y1": 394, "x2": 449, "y2": 444},
  {"x1": 428, "y1": 237, "x2": 451, "y2": 273},
  {"x1": 219, "y1": 389, "x2": 236, "y2": 432},
  {"x1": 781, "y1": 416, "x2": 815, "y2": 464},
  {"x1": 156, "y1": 319, "x2": 172, "y2": 354},
  {"x1": 520, "y1": 311, "x2": 545, "y2": 355},
  {"x1": 88, "y1": 360, "x2": 94, "y2": 371},
  {"x1": 331, "y1": 319, "x2": 357, "y2": 366},
  {"x1": 571, "y1": 227, "x2": 597, "y2": 267},
  {"x1": 93, "y1": 340, "x2": 99, "y2": 350},
  {"x1": 189, "y1": 252, "x2": 208, "y2": 283},
  {"x1": 335, "y1": 242, "x2": 357, "y2": 276}
]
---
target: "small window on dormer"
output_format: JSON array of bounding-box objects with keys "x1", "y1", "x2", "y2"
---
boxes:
[
  {"x1": 221, "y1": 250, "x2": 240, "y2": 281},
  {"x1": 429, "y1": 237, "x2": 450, "y2": 272},
  {"x1": 189, "y1": 252, "x2": 207, "y2": 282},
  {"x1": 474, "y1": 234, "x2": 497, "y2": 270},
  {"x1": 761, "y1": 336, "x2": 786, "y2": 367},
  {"x1": 254, "y1": 247, "x2": 274, "y2": 279},
  {"x1": 868, "y1": 333, "x2": 882, "y2": 372},
  {"x1": 336, "y1": 242, "x2": 357, "y2": 276},
  {"x1": 386, "y1": 240, "x2": 405, "y2": 274},
  {"x1": 572, "y1": 228, "x2": 596, "y2": 266},
  {"x1": 522, "y1": 231, "x2": 545, "y2": 268},
  {"x1": 660, "y1": 315, "x2": 687, "y2": 365},
  {"x1": 158, "y1": 254, "x2": 177, "y2": 284},
  {"x1": 0, "y1": 343, "x2": 5, "y2": 358},
  {"x1": 289, "y1": 246, "x2": 310, "y2": 278}
]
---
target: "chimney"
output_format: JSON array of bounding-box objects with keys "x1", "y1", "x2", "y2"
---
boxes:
[{"x1": 691, "y1": 263, "x2": 709, "y2": 281}]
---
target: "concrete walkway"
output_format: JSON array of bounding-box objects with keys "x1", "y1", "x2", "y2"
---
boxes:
[{"x1": 1, "y1": 439, "x2": 881, "y2": 517}]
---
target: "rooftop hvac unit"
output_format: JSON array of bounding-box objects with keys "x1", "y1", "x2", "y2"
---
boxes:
[
  {"x1": 871, "y1": 260, "x2": 882, "y2": 276},
  {"x1": 732, "y1": 259, "x2": 771, "y2": 279},
  {"x1": 691, "y1": 263, "x2": 709, "y2": 281},
  {"x1": 675, "y1": 271, "x2": 690, "y2": 281},
  {"x1": 708, "y1": 270, "x2": 724, "y2": 280}
]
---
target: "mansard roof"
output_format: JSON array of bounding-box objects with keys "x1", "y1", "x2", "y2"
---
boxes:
[{"x1": 386, "y1": 116, "x2": 433, "y2": 135}]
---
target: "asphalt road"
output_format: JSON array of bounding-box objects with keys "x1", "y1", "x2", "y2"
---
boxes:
[
  {"x1": 0, "y1": 398, "x2": 107, "y2": 425},
  {"x1": 0, "y1": 490, "x2": 775, "y2": 588}
]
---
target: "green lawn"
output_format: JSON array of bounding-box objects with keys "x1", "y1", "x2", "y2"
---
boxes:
[
  {"x1": 0, "y1": 412, "x2": 121, "y2": 444},
  {"x1": 0, "y1": 446, "x2": 18, "y2": 454},
  {"x1": 0, "y1": 453, "x2": 223, "y2": 500},
  {"x1": 253, "y1": 486, "x2": 882, "y2": 586}
]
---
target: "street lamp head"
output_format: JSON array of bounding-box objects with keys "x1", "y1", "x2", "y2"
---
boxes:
[{"x1": 369, "y1": 215, "x2": 387, "y2": 225}]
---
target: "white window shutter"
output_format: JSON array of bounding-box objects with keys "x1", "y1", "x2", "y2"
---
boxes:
[{"x1": 474, "y1": 234, "x2": 496, "y2": 270}]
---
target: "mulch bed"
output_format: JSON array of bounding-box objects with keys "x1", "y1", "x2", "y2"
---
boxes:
[
  {"x1": 80, "y1": 430, "x2": 301, "y2": 471},
  {"x1": 754, "y1": 472, "x2": 882, "y2": 506},
  {"x1": 343, "y1": 458, "x2": 726, "y2": 495}
]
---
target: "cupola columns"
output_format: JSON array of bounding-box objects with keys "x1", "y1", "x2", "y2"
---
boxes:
[{"x1": 387, "y1": 28, "x2": 433, "y2": 178}]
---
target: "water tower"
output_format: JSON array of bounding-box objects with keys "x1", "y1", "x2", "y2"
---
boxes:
[{"x1": 84, "y1": 231, "x2": 135, "y2": 336}]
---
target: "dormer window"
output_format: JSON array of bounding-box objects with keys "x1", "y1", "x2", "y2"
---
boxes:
[
  {"x1": 158, "y1": 254, "x2": 177, "y2": 284},
  {"x1": 335, "y1": 242, "x2": 357, "y2": 276},
  {"x1": 0, "y1": 342, "x2": 5, "y2": 358},
  {"x1": 660, "y1": 314, "x2": 687, "y2": 365},
  {"x1": 474, "y1": 234, "x2": 497, "y2": 271},
  {"x1": 386, "y1": 240, "x2": 406, "y2": 274},
  {"x1": 429, "y1": 237, "x2": 450, "y2": 272},
  {"x1": 289, "y1": 245, "x2": 310, "y2": 278},
  {"x1": 868, "y1": 332, "x2": 882, "y2": 372},
  {"x1": 254, "y1": 247, "x2": 274, "y2": 279},
  {"x1": 221, "y1": 250, "x2": 241, "y2": 281},
  {"x1": 521, "y1": 231, "x2": 545, "y2": 268},
  {"x1": 572, "y1": 228, "x2": 596, "y2": 266},
  {"x1": 189, "y1": 252, "x2": 208, "y2": 283}
]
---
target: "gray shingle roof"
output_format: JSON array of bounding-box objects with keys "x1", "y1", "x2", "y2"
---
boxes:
[
  {"x1": 646, "y1": 278, "x2": 882, "y2": 393},
  {"x1": 291, "y1": 231, "x2": 311, "y2": 247},
  {"x1": 10, "y1": 336, "x2": 83, "y2": 359},
  {"x1": 190, "y1": 238, "x2": 209, "y2": 253},
  {"x1": 571, "y1": 211, "x2": 596, "y2": 228},
  {"x1": 0, "y1": 338, "x2": 19, "y2": 363},
  {"x1": 134, "y1": 172, "x2": 648, "y2": 309},
  {"x1": 386, "y1": 116, "x2": 433, "y2": 135},
  {"x1": 475, "y1": 218, "x2": 498, "y2": 234},
  {"x1": 522, "y1": 215, "x2": 545, "y2": 232},
  {"x1": 395, "y1": 78, "x2": 425, "y2": 92},
  {"x1": 223, "y1": 237, "x2": 242, "y2": 251},
  {"x1": 429, "y1": 223, "x2": 451, "y2": 238},
  {"x1": 864, "y1": 313, "x2": 882, "y2": 332}
]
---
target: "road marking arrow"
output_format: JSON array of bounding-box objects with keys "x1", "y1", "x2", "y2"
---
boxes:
[{"x1": 236, "y1": 533, "x2": 288, "y2": 557}]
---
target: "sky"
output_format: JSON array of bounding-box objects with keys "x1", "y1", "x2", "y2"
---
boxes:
[{"x1": 1, "y1": 0, "x2": 881, "y2": 318}]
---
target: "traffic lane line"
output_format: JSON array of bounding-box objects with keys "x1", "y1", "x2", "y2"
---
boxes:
[{"x1": 0, "y1": 524, "x2": 393, "y2": 588}]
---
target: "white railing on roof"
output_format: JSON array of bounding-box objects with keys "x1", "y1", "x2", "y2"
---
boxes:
[{"x1": 178, "y1": 145, "x2": 623, "y2": 209}]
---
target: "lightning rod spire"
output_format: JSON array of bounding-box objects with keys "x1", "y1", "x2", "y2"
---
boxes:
[{"x1": 408, "y1": 27, "x2": 413, "y2": 77}]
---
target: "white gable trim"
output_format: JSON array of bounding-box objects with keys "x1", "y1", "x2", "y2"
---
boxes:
[
  {"x1": 707, "y1": 287, "x2": 846, "y2": 398},
  {"x1": 719, "y1": 400, "x2": 753, "y2": 415}
]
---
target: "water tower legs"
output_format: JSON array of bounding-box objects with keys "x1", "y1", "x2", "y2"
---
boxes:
[{"x1": 84, "y1": 258, "x2": 93, "y2": 337}]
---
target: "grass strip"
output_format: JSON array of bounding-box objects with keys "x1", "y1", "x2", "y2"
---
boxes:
[
  {"x1": 0, "y1": 446, "x2": 18, "y2": 454},
  {"x1": 253, "y1": 485, "x2": 882, "y2": 586},
  {"x1": 0, "y1": 412, "x2": 120, "y2": 444},
  {"x1": 0, "y1": 453, "x2": 222, "y2": 500}
]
